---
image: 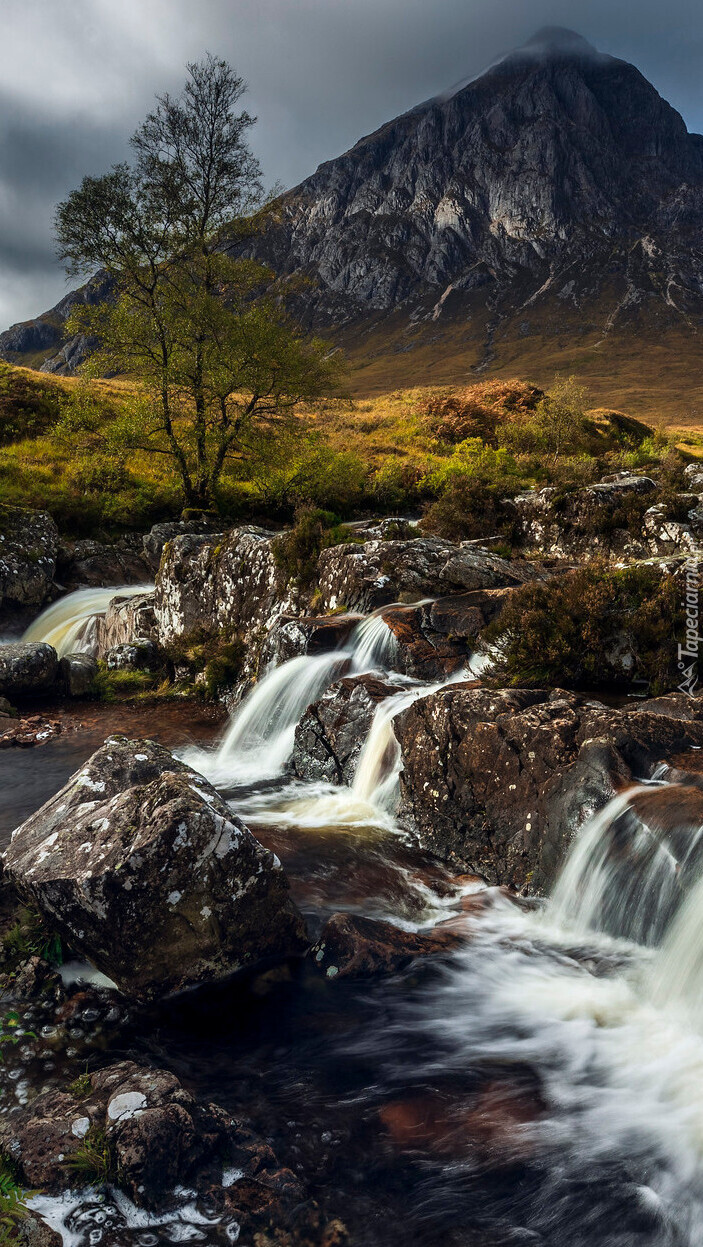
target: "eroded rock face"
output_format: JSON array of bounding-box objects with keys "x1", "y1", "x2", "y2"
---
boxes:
[
  {"x1": 94, "y1": 591, "x2": 158, "y2": 657},
  {"x1": 316, "y1": 538, "x2": 537, "y2": 613},
  {"x1": 259, "y1": 613, "x2": 362, "y2": 670},
  {"x1": 380, "y1": 589, "x2": 515, "y2": 679},
  {"x1": 0, "y1": 643, "x2": 58, "y2": 697},
  {"x1": 154, "y1": 527, "x2": 300, "y2": 644},
  {"x1": 0, "y1": 508, "x2": 59, "y2": 610},
  {"x1": 57, "y1": 537, "x2": 154, "y2": 590},
  {"x1": 0, "y1": 1060, "x2": 233, "y2": 1207},
  {"x1": 507, "y1": 476, "x2": 703, "y2": 559},
  {"x1": 143, "y1": 519, "x2": 220, "y2": 565},
  {"x1": 393, "y1": 687, "x2": 703, "y2": 891},
  {"x1": 3, "y1": 737, "x2": 307, "y2": 999},
  {"x1": 293, "y1": 673, "x2": 397, "y2": 785}
]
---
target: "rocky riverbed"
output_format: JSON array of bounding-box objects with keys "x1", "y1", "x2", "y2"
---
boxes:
[{"x1": 2, "y1": 482, "x2": 703, "y2": 1245}]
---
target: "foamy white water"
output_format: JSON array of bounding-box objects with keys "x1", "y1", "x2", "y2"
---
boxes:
[{"x1": 21, "y1": 585, "x2": 153, "y2": 658}]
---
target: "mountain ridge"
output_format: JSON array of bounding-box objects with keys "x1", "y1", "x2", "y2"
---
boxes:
[{"x1": 3, "y1": 28, "x2": 703, "y2": 420}]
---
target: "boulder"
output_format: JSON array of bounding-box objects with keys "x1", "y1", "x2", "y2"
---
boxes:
[
  {"x1": 3, "y1": 736, "x2": 307, "y2": 999},
  {"x1": 316, "y1": 537, "x2": 539, "y2": 613},
  {"x1": 0, "y1": 507, "x2": 59, "y2": 610},
  {"x1": 56, "y1": 537, "x2": 154, "y2": 589},
  {"x1": 507, "y1": 479, "x2": 656, "y2": 559},
  {"x1": 0, "y1": 1059, "x2": 234, "y2": 1207},
  {"x1": 392, "y1": 686, "x2": 703, "y2": 891},
  {"x1": 143, "y1": 518, "x2": 220, "y2": 565},
  {"x1": 59, "y1": 652, "x2": 98, "y2": 696},
  {"x1": 154, "y1": 526, "x2": 301, "y2": 644},
  {"x1": 94, "y1": 591, "x2": 158, "y2": 656},
  {"x1": 105, "y1": 639, "x2": 162, "y2": 671},
  {"x1": 0, "y1": 642, "x2": 58, "y2": 696},
  {"x1": 380, "y1": 589, "x2": 515, "y2": 679},
  {"x1": 293, "y1": 673, "x2": 398, "y2": 785},
  {"x1": 311, "y1": 912, "x2": 464, "y2": 979}
]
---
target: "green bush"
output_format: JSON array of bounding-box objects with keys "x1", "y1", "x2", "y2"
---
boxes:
[
  {"x1": 164, "y1": 629, "x2": 245, "y2": 698},
  {"x1": 483, "y1": 563, "x2": 683, "y2": 694},
  {"x1": 272, "y1": 506, "x2": 360, "y2": 587}
]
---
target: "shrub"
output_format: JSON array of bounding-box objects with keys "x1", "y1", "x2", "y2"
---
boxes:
[
  {"x1": 423, "y1": 380, "x2": 543, "y2": 445},
  {"x1": 422, "y1": 476, "x2": 516, "y2": 542},
  {"x1": 0, "y1": 1158, "x2": 30, "y2": 1241},
  {"x1": 483, "y1": 563, "x2": 683, "y2": 694},
  {"x1": 272, "y1": 506, "x2": 360, "y2": 587},
  {"x1": 164, "y1": 629, "x2": 245, "y2": 698}
]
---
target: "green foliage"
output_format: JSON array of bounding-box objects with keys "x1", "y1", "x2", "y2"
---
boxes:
[
  {"x1": 64, "y1": 1126, "x2": 117, "y2": 1187},
  {"x1": 0, "y1": 362, "x2": 62, "y2": 446},
  {"x1": 484, "y1": 563, "x2": 684, "y2": 694},
  {"x1": 239, "y1": 424, "x2": 366, "y2": 518},
  {"x1": 67, "y1": 1071, "x2": 93, "y2": 1100},
  {"x1": 0, "y1": 1158, "x2": 30, "y2": 1242},
  {"x1": 272, "y1": 506, "x2": 360, "y2": 588},
  {"x1": 92, "y1": 665, "x2": 161, "y2": 702},
  {"x1": 164, "y1": 629, "x2": 245, "y2": 698},
  {"x1": 2, "y1": 907, "x2": 62, "y2": 972}
]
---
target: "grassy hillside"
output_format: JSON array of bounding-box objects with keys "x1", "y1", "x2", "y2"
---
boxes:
[{"x1": 0, "y1": 362, "x2": 698, "y2": 537}]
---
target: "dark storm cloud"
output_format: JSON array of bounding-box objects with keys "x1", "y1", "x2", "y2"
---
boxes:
[{"x1": 2, "y1": 0, "x2": 703, "y2": 326}]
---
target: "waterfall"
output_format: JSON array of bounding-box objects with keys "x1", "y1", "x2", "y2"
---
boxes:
[
  {"x1": 186, "y1": 651, "x2": 351, "y2": 786},
  {"x1": 21, "y1": 585, "x2": 153, "y2": 658},
  {"x1": 349, "y1": 612, "x2": 399, "y2": 673}
]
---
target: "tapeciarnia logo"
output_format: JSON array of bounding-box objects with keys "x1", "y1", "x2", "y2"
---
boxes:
[{"x1": 678, "y1": 556, "x2": 701, "y2": 698}]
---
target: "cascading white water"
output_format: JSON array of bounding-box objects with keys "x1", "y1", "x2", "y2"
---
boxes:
[
  {"x1": 349, "y1": 611, "x2": 399, "y2": 673},
  {"x1": 21, "y1": 585, "x2": 153, "y2": 658},
  {"x1": 649, "y1": 870, "x2": 703, "y2": 1030},
  {"x1": 185, "y1": 650, "x2": 351, "y2": 786},
  {"x1": 182, "y1": 607, "x2": 409, "y2": 789},
  {"x1": 547, "y1": 786, "x2": 682, "y2": 946}
]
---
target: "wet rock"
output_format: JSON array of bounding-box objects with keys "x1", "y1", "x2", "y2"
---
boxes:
[
  {"x1": 293, "y1": 673, "x2": 397, "y2": 784},
  {"x1": 56, "y1": 537, "x2": 153, "y2": 590},
  {"x1": 0, "y1": 714, "x2": 61, "y2": 748},
  {"x1": 0, "y1": 643, "x2": 58, "y2": 697},
  {"x1": 154, "y1": 526, "x2": 301, "y2": 644},
  {"x1": 59, "y1": 653, "x2": 98, "y2": 697},
  {"x1": 0, "y1": 507, "x2": 59, "y2": 610},
  {"x1": 3, "y1": 736, "x2": 308, "y2": 1000},
  {"x1": 94, "y1": 591, "x2": 157, "y2": 655},
  {"x1": 316, "y1": 538, "x2": 539, "y2": 613},
  {"x1": 380, "y1": 589, "x2": 515, "y2": 679},
  {"x1": 17, "y1": 1210, "x2": 62, "y2": 1247},
  {"x1": 311, "y1": 912, "x2": 464, "y2": 978},
  {"x1": 393, "y1": 686, "x2": 703, "y2": 891},
  {"x1": 0, "y1": 1059, "x2": 234, "y2": 1208},
  {"x1": 259, "y1": 612, "x2": 362, "y2": 669},
  {"x1": 105, "y1": 639, "x2": 162, "y2": 671}
]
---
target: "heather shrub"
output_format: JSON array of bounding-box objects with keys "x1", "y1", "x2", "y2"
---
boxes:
[{"x1": 483, "y1": 563, "x2": 683, "y2": 693}]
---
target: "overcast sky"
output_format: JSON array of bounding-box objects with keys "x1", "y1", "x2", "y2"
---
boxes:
[{"x1": 2, "y1": 0, "x2": 703, "y2": 328}]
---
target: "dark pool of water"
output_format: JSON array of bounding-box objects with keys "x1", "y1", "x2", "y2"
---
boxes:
[{"x1": 0, "y1": 700, "x2": 224, "y2": 844}]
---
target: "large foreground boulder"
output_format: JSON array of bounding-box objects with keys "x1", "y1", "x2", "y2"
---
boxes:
[
  {"x1": 3, "y1": 737, "x2": 307, "y2": 999},
  {"x1": 0, "y1": 642, "x2": 58, "y2": 696},
  {"x1": 393, "y1": 687, "x2": 703, "y2": 891},
  {"x1": 0, "y1": 506, "x2": 58, "y2": 610}
]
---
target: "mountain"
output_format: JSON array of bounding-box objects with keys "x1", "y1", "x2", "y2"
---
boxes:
[{"x1": 4, "y1": 28, "x2": 703, "y2": 418}]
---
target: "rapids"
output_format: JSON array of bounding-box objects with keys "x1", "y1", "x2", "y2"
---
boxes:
[{"x1": 7, "y1": 603, "x2": 703, "y2": 1244}]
